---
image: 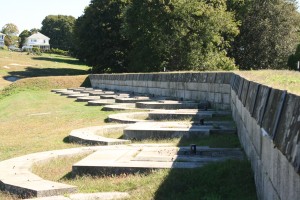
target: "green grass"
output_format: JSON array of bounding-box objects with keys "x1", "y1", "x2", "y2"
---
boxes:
[
  {"x1": 32, "y1": 155, "x2": 256, "y2": 200},
  {"x1": 236, "y1": 70, "x2": 300, "y2": 95},
  {"x1": 0, "y1": 78, "x2": 116, "y2": 161},
  {"x1": 0, "y1": 50, "x2": 90, "y2": 89}
]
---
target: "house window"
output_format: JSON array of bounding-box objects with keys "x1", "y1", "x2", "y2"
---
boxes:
[
  {"x1": 31, "y1": 39, "x2": 37, "y2": 42},
  {"x1": 44, "y1": 40, "x2": 46, "y2": 43}
]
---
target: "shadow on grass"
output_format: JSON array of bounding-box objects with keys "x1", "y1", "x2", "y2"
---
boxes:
[
  {"x1": 32, "y1": 56, "x2": 86, "y2": 66},
  {"x1": 7, "y1": 67, "x2": 89, "y2": 78},
  {"x1": 63, "y1": 136, "x2": 70, "y2": 144},
  {"x1": 154, "y1": 160, "x2": 257, "y2": 200},
  {"x1": 153, "y1": 110, "x2": 257, "y2": 199}
]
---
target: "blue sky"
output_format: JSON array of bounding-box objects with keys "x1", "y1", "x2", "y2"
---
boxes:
[
  {"x1": 0, "y1": 0, "x2": 299, "y2": 34},
  {"x1": 0, "y1": 0, "x2": 91, "y2": 33}
]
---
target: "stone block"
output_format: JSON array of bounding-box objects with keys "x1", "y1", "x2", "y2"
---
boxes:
[
  {"x1": 245, "y1": 81, "x2": 260, "y2": 115},
  {"x1": 185, "y1": 82, "x2": 198, "y2": 91},
  {"x1": 184, "y1": 90, "x2": 193, "y2": 100},
  {"x1": 215, "y1": 73, "x2": 225, "y2": 84},
  {"x1": 159, "y1": 82, "x2": 169, "y2": 89},
  {"x1": 206, "y1": 73, "x2": 216, "y2": 83},
  {"x1": 199, "y1": 73, "x2": 209, "y2": 83},
  {"x1": 252, "y1": 85, "x2": 271, "y2": 125},
  {"x1": 222, "y1": 93, "x2": 230, "y2": 104},
  {"x1": 176, "y1": 90, "x2": 185, "y2": 99},
  {"x1": 214, "y1": 93, "x2": 222, "y2": 103},
  {"x1": 274, "y1": 94, "x2": 300, "y2": 173},
  {"x1": 231, "y1": 75, "x2": 239, "y2": 93},
  {"x1": 241, "y1": 79, "x2": 250, "y2": 106},
  {"x1": 223, "y1": 72, "x2": 234, "y2": 84},
  {"x1": 262, "y1": 89, "x2": 286, "y2": 138},
  {"x1": 237, "y1": 78, "x2": 244, "y2": 101},
  {"x1": 200, "y1": 83, "x2": 209, "y2": 92}
]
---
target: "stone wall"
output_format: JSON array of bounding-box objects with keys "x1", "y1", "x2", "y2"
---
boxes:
[
  {"x1": 90, "y1": 72, "x2": 232, "y2": 110},
  {"x1": 89, "y1": 72, "x2": 300, "y2": 200}
]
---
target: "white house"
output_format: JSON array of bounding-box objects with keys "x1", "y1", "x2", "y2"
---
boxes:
[
  {"x1": 0, "y1": 33, "x2": 5, "y2": 47},
  {"x1": 22, "y1": 32, "x2": 50, "y2": 51}
]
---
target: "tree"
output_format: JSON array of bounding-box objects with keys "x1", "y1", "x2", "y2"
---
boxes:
[
  {"x1": 73, "y1": 0, "x2": 131, "y2": 73},
  {"x1": 41, "y1": 15, "x2": 76, "y2": 51},
  {"x1": 288, "y1": 44, "x2": 300, "y2": 70},
  {"x1": 1, "y1": 23, "x2": 19, "y2": 46},
  {"x1": 229, "y1": 0, "x2": 300, "y2": 70},
  {"x1": 124, "y1": 0, "x2": 239, "y2": 72},
  {"x1": 18, "y1": 30, "x2": 31, "y2": 48}
]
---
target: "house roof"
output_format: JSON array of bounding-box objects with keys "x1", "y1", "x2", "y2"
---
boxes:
[
  {"x1": 0, "y1": 33, "x2": 5, "y2": 36},
  {"x1": 28, "y1": 32, "x2": 50, "y2": 40}
]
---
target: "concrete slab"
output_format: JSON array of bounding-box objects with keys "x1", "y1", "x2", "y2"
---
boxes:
[
  {"x1": 51, "y1": 89, "x2": 68, "y2": 93},
  {"x1": 89, "y1": 91, "x2": 115, "y2": 96},
  {"x1": 135, "y1": 100, "x2": 202, "y2": 110},
  {"x1": 75, "y1": 96, "x2": 101, "y2": 102},
  {"x1": 87, "y1": 99, "x2": 116, "y2": 106},
  {"x1": 69, "y1": 125, "x2": 130, "y2": 145},
  {"x1": 60, "y1": 91, "x2": 81, "y2": 96},
  {"x1": 26, "y1": 192, "x2": 130, "y2": 200},
  {"x1": 69, "y1": 192, "x2": 130, "y2": 200},
  {"x1": 72, "y1": 146, "x2": 244, "y2": 176},
  {"x1": 102, "y1": 103, "x2": 139, "y2": 111},
  {"x1": 107, "y1": 112, "x2": 151, "y2": 124},
  {"x1": 67, "y1": 93, "x2": 89, "y2": 98},
  {"x1": 115, "y1": 96, "x2": 152, "y2": 103},
  {"x1": 0, "y1": 147, "x2": 105, "y2": 198},
  {"x1": 123, "y1": 122, "x2": 236, "y2": 140}
]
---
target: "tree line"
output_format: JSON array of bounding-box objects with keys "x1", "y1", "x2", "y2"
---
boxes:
[{"x1": 2, "y1": 0, "x2": 300, "y2": 72}]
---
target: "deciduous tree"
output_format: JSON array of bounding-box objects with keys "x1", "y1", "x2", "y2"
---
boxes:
[
  {"x1": 41, "y1": 15, "x2": 76, "y2": 51},
  {"x1": 73, "y1": 0, "x2": 131, "y2": 73},
  {"x1": 229, "y1": 0, "x2": 300, "y2": 70},
  {"x1": 18, "y1": 30, "x2": 31, "y2": 48},
  {"x1": 124, "y1": 0, "x2": 239, "y2": 72},
  {"x1": 1, "y1": 23, "x2": 19, "y2": 47}
]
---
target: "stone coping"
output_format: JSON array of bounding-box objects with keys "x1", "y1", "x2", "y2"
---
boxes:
[
  {"x1": 25, "y1": 192, "x2": 130, "y2": 200},
  {"x1": 107, "y1": 112, "x2": 151, "y2": 124},
  {"x1": 69, "y1": 125, "x2": 130, "y2": 145}
]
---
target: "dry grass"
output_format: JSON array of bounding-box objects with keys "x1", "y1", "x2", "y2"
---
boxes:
[
  {"x1": 0, "y1": 50, "x2": 90, "y2": 89},
  {"x1": 236, "y1": 70, "x2": 300, "y2": 95}
]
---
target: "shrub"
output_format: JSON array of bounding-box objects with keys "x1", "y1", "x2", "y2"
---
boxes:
[
  {"x1": 32, "y1": 47, "x2": 42, "y2": 56},
  {"x1": 50, "y1": 48, "x2": 69, "y2": 56},
  {"x1": 0, "y1": 46, "x2": 8, "y2": 51}
]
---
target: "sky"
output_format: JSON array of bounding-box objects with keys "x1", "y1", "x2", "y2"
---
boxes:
[
  {"x1": 0, "y1": 0, "x2": 299, "y2": 34},
  {"x1": 0, "y1": 0, "x2": 91, "y2": 33}
]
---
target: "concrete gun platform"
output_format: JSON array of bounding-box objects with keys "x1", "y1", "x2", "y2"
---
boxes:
[
  {"x1": 136, "y1": 100, "x2": 204, "y2": 110},
  {"x1": 0, "y1": 147, "x2": 106, "y2": 198},
  {"x1": 72, "y1": 145, "x2": 244, "y2": 176},
  {"x1": 123, "y1": 122, "x2": 236, "y2": 140},
  {"x1": 87, "y1": 99, "x2": 116, "y2": 106},
  {"x1": 69, "y1": 124, "x2": 130, "y2": 145}
]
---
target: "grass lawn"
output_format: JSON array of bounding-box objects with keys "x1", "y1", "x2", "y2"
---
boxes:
[
  {"x1": 236, "y1": 70, "x2": 300, "y2": 95},
  {"x1": 0, "y1": 50, "x2": 90, "y2": 90}
]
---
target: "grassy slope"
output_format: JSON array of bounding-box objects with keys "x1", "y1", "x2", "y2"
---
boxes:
[
  {"x1": 236, "y1": 70, "x2": 300, "y2": 95},
  {"x1": 0, "y1": 81, "x2": 116, "y2": 161},
  {"x1": 0, "y1": 50, "x2": 90, "y2": 89}
]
